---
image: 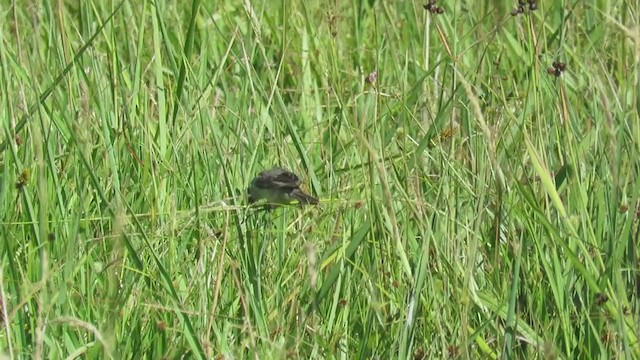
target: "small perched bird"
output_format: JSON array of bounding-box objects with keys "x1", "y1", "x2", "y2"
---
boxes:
[{"x1": 248, "y1": 167, "x2": 318, "y2": 207}]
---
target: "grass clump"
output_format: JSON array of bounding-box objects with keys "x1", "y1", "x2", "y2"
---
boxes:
[{"x1": 0, "y1": 0, "x2": 639, "y2": 358}]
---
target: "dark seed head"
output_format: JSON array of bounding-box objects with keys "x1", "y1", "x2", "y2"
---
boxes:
[
  {"x1": 15, "y1": 169, "x2": 29, "y2": 189},
  {"x1": 595, "y1": 292, "x2": 609, "y2": 306}
]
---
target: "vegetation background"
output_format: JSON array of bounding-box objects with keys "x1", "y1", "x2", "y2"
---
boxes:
[{"x1": 0, "y1": 0, "x2": 638, "y2": 358}]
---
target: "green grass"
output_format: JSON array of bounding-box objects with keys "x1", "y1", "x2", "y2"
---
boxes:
[{"x1": 0, "y1": 0, "x2": 639, "y2": 358}]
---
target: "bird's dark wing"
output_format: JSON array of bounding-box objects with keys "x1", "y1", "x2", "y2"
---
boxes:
[{"x1": 254, "y1": 168, "x2": 301, "y2": 189}]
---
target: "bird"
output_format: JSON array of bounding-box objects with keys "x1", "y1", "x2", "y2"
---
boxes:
[{"x1": 247, "y1": 167, "x2": 318, "y2": 207}]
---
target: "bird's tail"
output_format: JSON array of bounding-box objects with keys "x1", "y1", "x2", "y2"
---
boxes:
[{"x1": 291, "y1": 189, "x2": 319, "y2": 205}]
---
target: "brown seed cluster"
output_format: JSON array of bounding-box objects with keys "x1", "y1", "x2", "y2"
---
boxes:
[
  {"x1": 547, "y1": 60, "x2": 567, "y2": 77},
  {"x1": 511, "y1": 0, "x2": 538, "y2": 16},
  {"x1": 15, "y1": 169, "x2": 29, "y2": 189},
  {"x1": 423, "y1": 1, "x2": 444, "y2": 14}
]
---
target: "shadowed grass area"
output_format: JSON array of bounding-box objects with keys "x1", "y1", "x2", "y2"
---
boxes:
[{"x1": 0, "y1": 0, "x2": 639, "y2": 358}]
